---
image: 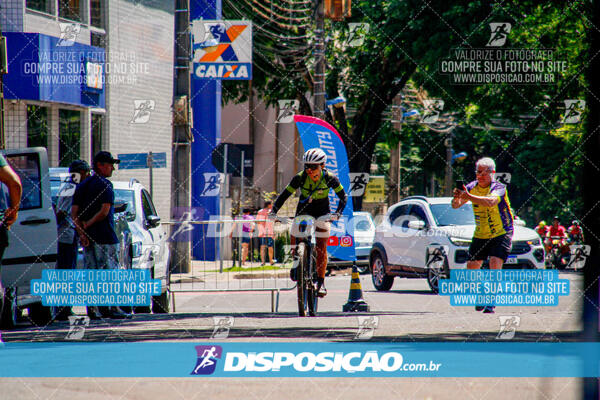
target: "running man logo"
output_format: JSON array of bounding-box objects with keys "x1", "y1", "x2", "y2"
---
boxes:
[
  {"x1": 276, "y1": 100, "x2": 299, "y2": 123},
  {"x1": 57, "y1": 173, "x2": 81, "y2": 198},
  {"x1": 421, "y1": 100, "x2": 444, "y2": 124},
  {"x1": 355, "y1": 316, "x2": 379, "y2": 339},
  {"x1": 200, "y1": 173, "x2": 224, "y2": 197},
  {"x1": 568, "y1": 245, "x2": 590, "y2": 270},
  {"x1": 495, "y1": 172, "x2": 512, "y2": 185},
  {"x1": 347, "y1": 23, "x2": 370, "y2": 47},
  {"x1": 497, "y1": 315, "x2": 520, "y2": 340},
  {"x1": 130, "y1": 100, "x2": 156, "y2": 124},
  {"x1": 348, "y1": 173, "x2": 370, "y2": 197},
  {"x1": 562, "y1": 100, "x2": 585, "y2": 124},
  {"x1": 191, "y1": 345, "x2": 223, "y2": 375},
  {"x1": 57, "y1": 23, "x2": 81, "y2": 46},
  {"x1": 191, "y1": 20, "x2": 253, "y2": 80},
  {"x1": 65, "y1": 316, "x2": 90, "y2": 340},
  {"x1": 169, "y1": 207, "x2": 202, "y2": 242},
  {"x1": 486, "y1": 23, "x2": 511, "y2": 47},
  {"x1": 211, "y1": 316, "x2": 234, "y2": 339}
]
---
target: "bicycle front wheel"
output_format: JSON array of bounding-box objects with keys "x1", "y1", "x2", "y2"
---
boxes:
[{"x1": 296, "y1": 242, "x2": 308, "y2": 317}]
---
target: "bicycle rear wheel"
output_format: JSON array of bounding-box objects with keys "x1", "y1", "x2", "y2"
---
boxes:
[{"x1": 296, "y1": 242, "x2": 308, "y2": 317}]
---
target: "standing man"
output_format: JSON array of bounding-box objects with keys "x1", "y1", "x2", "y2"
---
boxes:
[
  {"x1": 0, "y1": 155, "x2": 22, "y2": 332},
  {"x1": 452, "y1": 157, "x2": 514, "y2": 314},
  {"x1": 257, "y1": 201, "x2": 275, "y2": 265},
  {"x1": 72, "y1": 152, "x2": 130, "y2": 320},
  {"x1": 240, "y1": 208, "x2": 255, "y2": 266},
  {"x1": 55, "y1": 160, "x2": 90, "y2": 320}
]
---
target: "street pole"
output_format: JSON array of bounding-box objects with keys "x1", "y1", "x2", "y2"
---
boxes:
[
  {"x1": 313, "y1": 0, "x2": 326, "y2": 119},
  {"x1": 147, "y1": 151, "x2": 153, "y2": 198},
  {"x1": 220, "y1": 144, "x2": 228, "y2": 272},
  {"x1": 444, "y1": 131, "x2": 453, "y2": 196},
  {"x1": 170, "y1": 0, "x2": 192, "y2": 273},
  {"x1": 389, "y1": 94, "x2": 402, "y2": 206}
]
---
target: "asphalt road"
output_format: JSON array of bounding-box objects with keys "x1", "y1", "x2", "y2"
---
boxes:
[{"x1": 0, "y1": 271, "x2": 585, "y2": 399}]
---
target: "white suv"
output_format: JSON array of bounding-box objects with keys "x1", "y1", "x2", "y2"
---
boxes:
[
  {"x1": 113, "y1": 179, "x2": 170, "y2": 313},
  {"x1": 369, "y1": 196, "x2": 545, "y2": 293}
]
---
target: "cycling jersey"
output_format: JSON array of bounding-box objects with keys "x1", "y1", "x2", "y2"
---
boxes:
[
  {"x1": 535, "y1": 225, "x2": 548, "y2": 238},
  {"x1": 548, "y1": 225, "x2": 566, "y2": 238},
  {"x1": 272, "y1": 170, "x2": 347, "y2": 218},
  {"x1": 466, "y1": 180, "x2": 514, "y2": 239}
]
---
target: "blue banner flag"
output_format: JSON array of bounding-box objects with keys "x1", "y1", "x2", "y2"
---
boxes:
[{"x1": 294, "y1": 115, "x2": 356, "y2": 262}]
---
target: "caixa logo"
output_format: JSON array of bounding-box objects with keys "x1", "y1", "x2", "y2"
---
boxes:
[{"x1": 191, "y1": 345, "x2": 223, "y2": 375}]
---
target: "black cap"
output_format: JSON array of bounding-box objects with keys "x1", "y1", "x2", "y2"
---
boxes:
[
  {"x1": 68, "y1": 159, "x2": 91, "y2": 173},
  {"x1": 93, "y1": 151, "x2": 120, "y2": 165}
]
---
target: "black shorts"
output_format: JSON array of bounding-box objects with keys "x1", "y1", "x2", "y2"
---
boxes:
[
  {"x1": 260, "y1": 237, "x2": 274, "y2": 247},
  {"x1": 468, "y1": 234, "x2": 512, "y2": 262}
]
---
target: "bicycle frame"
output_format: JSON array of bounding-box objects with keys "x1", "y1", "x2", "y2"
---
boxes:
[{"x1": 295, "y1": 220, "x2": 318, "y2": 317}]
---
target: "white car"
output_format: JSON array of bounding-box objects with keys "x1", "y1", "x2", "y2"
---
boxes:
[
  {"x1": 369, "y1": 196, "x2": 546, "y2": 293},
  {"x1": 113, "y1": 179, "x2": 170, "y2": 313}
]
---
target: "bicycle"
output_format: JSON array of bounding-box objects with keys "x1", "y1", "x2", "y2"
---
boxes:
[
  {"x1": 273, "y1": 214, "x2": 333, "y2": 317},
  {"x1": 546, "y1": 236, "x2": 570, "y2": 270}
]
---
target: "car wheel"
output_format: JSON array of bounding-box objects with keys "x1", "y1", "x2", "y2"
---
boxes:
[
  {"x1": 28, "y1": 303, "x2": 55, "y2": 327},
  {"x1": 370, "y1": 252, "x2": 393, "y2": 291},
  {"x1": 426, "y1": 256, "x2": 449, "y2": 294},
  {"x1": 134, "y1": 306, "x2": 152, "y2": 314},
  {"x1": 152, "y1": 290, "x2": 170, "y2": 314},
  {"x1": 0, "y1": 286, "x2": 17, "y2": 329}
]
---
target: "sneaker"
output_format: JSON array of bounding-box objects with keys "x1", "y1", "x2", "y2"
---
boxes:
[
  {"x1": 317, "y1": 283, "x2": 327, "y2": 298},
  {"x1": 475, "y1": 305, "x2": 485, "y2": 312},
  {"x1": 482, "y1": 306, "x2": 495, "y2": 314},
  {"x1": 290, "y1": 267, "x2": 298, "y2": 282}
]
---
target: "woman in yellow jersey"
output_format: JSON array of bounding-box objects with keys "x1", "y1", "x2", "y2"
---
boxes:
[{"x1": 451, "y1": 157, "x2": 514, "y2": 314}]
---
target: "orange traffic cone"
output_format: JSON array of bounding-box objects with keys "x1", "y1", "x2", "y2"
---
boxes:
[{"x1": 343, "y1": 264, "x2": 370, "y2": 312}]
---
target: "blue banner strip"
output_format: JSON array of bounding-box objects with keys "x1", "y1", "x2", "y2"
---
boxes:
[{"x1": 0, "y1": 342, "x2": 598, "y2": 377}]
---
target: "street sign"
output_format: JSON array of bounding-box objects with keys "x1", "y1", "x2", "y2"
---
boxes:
[
  {"x1": 211, "y1": 143, "x2": 253, "y2": 177},
  {"x1": 118, "y1": 152, "x2": 167, "y2": 170},
  {"x1": 363, "y1": 175, "x2": 386, "y2": 203}
]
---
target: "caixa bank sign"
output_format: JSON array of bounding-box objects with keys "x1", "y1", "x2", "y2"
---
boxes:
[
  {"x1": 191, "y1": 346, "x2": 442, "y2": 376},
  {"x1": 191, "y1": 20, "x2": 252, "y2": 80}
]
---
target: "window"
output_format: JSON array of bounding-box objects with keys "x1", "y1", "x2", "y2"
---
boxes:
[
  {"x1": 59, "y1": 109, "x2": 81, "y2": 167},
  {"x1": 388, "y1": 205, "x2": 410, "y2": 227},
  {"x1": 26, "y1": 0, "x2": 52, "y2": 14},
  {"x1": 5, "y1": 153, "x2": 42, "y2": 210},
  {"x1": 91, "y1": 114, "x2": 103, "y2": 157},
  {"x1": 91, "y1": 32, "x2": 106, "y2": 48},
  {"x1": 59, "y1": 0, "x2": 83, "y2": 22},
  {"x1": 114, "y1": 189, "x2": 136, "y2": 221},
  {"x1": 430, "y1": 203, "x2": 475, "y2": 226},
  {"x1": 90, "y1": 0, "x2": 104, "y2": 28},
  {"x1": 27, "y1": 105, "x2": 48, "y2": 148},
  {"x1": 409, "y1": 205, "x2": 429, "y2": 225},
  {"x1": 141, "y1": 189, "x2": 158, "y2": 219}
]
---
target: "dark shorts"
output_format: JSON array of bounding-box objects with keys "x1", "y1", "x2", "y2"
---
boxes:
[
  {"x1": 260, "y1": 237, "x2": 274, "y2": 247},
  {"x1": 468, "y1": 234, "x2": 512, "y2": 262},
  {"x1": 241, "y1": 236, "x2": 251, "y2": 244}
]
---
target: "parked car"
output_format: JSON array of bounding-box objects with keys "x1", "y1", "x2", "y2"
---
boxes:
[
  {"x1": 328, "y1": 211, "x2": 375, "y2": 274},
  {"x1": 112, "y1": 179, "x2": 170, "y2": 313},
  {"x1": 369, "y1": 196, "x2": 546, "y2": 293},
  {"x1": 0, "y1": 148, "x2": 58, "y2": 328},
  {"x1": 49, "y1": 168, "x2": 133, "y2": 271}
]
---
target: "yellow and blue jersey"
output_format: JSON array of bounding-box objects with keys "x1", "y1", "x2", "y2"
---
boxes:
[{"x1": 466, "y1": 180, "x2": 514, "y2": 239}]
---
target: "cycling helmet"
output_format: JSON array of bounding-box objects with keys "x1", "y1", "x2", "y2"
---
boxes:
[
  {"x1": 572, "y1": 220, "x2": 579, "y2": 226},
  {"x1": 303, "y1": 148, "x2": 327, "y2": 164},
  {"x1": 538, "y1": 220, "x2": 546, "y2": 227},
  {"x1": 553, "y1": 215, "x2": 560, "y2": 221}
]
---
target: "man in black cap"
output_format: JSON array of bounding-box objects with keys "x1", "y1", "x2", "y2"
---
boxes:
[
  {"x1": 55, "y1": 160, "x2": 91, "y2": 320},
  {"x1": 72, "y1": 152, "x2": 130, "y2": 319}
]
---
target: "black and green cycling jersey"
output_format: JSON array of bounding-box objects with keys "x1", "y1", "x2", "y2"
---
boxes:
[{"x1": 272, "y1": 169, "x2": 347, "y2": 218}]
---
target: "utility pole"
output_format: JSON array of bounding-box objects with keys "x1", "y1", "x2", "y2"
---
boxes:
[
  {"x1": 313, "y1": 0, "x2": 326, "y2": 119},
  {"x1": 170, "y1": 0, "x2": 192, "y2": 273},
  {"x1": 388, "y1": 94, "x2": 402, "y2": 206},
  {"x1": 444, "y1": 131, "x2": 453, "y2": 197}
]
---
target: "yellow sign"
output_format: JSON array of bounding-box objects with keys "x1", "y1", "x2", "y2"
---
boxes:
[{"x1": 364, "y1": 176, "x2": 386, "y2": 203}]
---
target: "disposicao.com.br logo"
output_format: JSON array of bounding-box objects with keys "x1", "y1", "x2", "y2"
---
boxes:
[{"x1": 191, "y1": 347, "x2": 442, "y2": 375}]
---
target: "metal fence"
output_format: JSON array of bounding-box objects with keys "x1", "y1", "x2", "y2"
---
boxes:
[{"x1": 164, "y1": 219, "x2": 296, "y2": 312}]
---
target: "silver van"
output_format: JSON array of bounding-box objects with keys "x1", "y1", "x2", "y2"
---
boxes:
[{"x1": 0, "y1": 147, "x2": 58, "y2": 328}]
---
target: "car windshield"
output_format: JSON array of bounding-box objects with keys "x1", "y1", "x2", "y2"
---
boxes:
[
  {"x1": 353, "y1": 215, "x2": 373, "y2": 231},
  {"x1": 430, "y1": 203, "x2": 475, "y2": 226},
  {"x1": 114, "y1": 189, "x2": 136, "y2": 221}
]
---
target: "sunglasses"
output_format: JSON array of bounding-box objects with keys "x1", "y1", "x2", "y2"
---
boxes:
[
  {"x1": 304, "y1": 164, "x2": 320, "y2": 171},
  {"x1": 475, "y1": 169, "x2": 491, "y2": 175}
]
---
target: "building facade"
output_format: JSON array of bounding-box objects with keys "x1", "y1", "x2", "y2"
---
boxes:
[{"x1": 1, "y1": 0, "x2": 174, "y2": 219}]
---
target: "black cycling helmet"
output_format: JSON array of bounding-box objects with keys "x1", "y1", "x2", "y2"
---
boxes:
[
  {"x1": 553, "y1": 215, "x2": 560, "y2": 221},
  {"x1": 68, "y1": 159, "x2": 91, "y2": 173}
]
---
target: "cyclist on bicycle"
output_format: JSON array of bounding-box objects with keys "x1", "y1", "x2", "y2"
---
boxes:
[
  {"x1": 535, "y1": 220, "x2": 548, "y2": 240},
  {"x1": 567, "y1": 220, "x2": 584, "y2": 244},
  {"x1": 545, "y1": 216, "x2": 568, "y2": 254},
  {"x1": 270, "y1": 148, "x2": 348, "y2": 298}
]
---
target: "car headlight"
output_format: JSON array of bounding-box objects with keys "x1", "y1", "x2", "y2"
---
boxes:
[
  {"x1": 527, "y1": 238, "x2": 541, "y2": 246},
  {"x1": 449, "y1": 237, "x2": 471, "y2": 247},
  {"x1": 132, "y1": 241, "x2": 143, "y2": 258}
]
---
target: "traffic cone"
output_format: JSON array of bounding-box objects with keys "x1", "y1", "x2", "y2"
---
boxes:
[{"x1": 343, "y1": 264, "x2": 370, "y2": 312}]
